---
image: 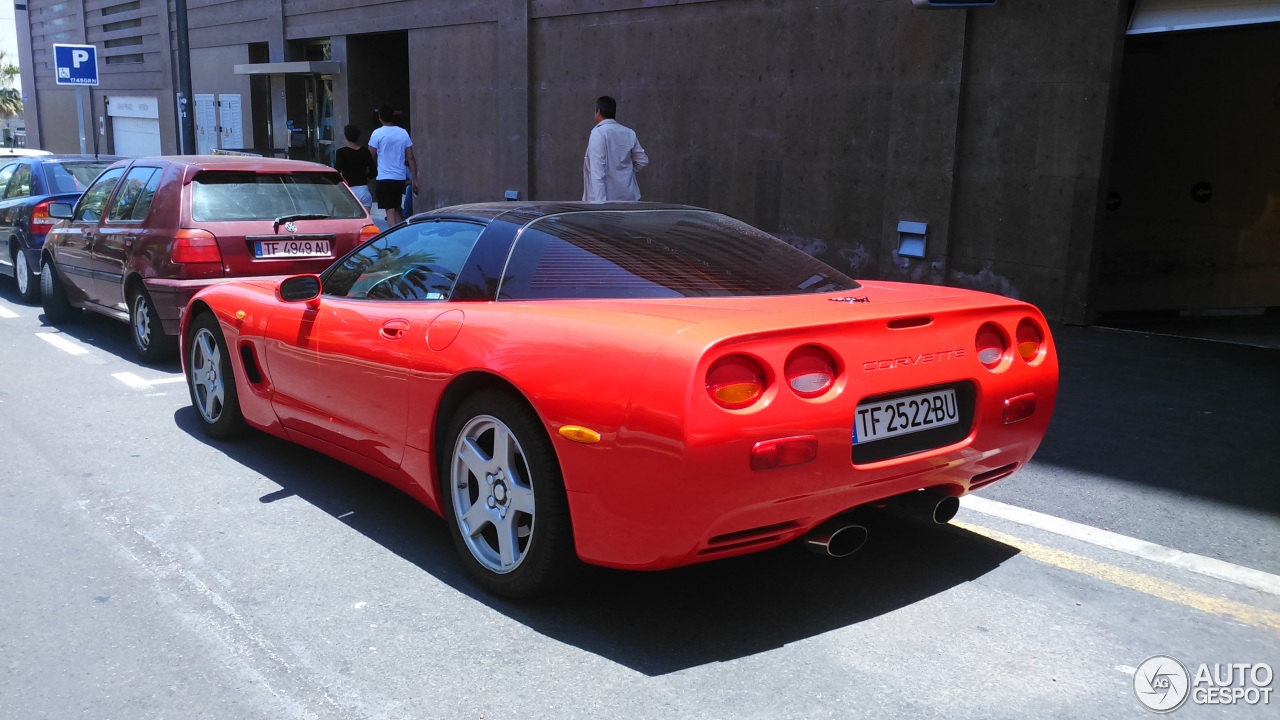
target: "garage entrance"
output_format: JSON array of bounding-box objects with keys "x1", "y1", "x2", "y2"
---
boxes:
[
  {"x1": 106, "y1": 96, "x2": 162, "y2": 157},
  {"x1": 1095, "y1": 5, "x2": 1280, "y2": 325}
]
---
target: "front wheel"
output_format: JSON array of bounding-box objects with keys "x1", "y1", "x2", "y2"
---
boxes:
[
  {"x1": 185, "y1": 311, "x2": 246, "y2": 440},
  {"x1": 440, "y1": 389, "x2": 579, "y2": 598},
  {"x1": 14, "y1": 249, "x2": 39, "y2": 303},
  {"x1": 130, "y1": 286, "x2": 177, "y2": 363}
]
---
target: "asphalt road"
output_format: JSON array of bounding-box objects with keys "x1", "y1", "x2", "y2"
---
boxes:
[{"x1": 1, "y1": 280, "x2": 1276, "y2": 720}]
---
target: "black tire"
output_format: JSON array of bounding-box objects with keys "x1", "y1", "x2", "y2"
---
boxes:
[
  {"x1": 185, "y1": 311, "x2": 247, "y2": 440},
  {"x1": 14, "y1": 247, "x2": 39, "y2": 303},
  {"x1": 39, "y1": 258, "x2": 80, "y2": 324},
  {"x1": 130, "y1": 286, "x2": 178, "y2": 363},
  {"x1": 440, "y1": 389, "x2": 579, "y2": 598}
]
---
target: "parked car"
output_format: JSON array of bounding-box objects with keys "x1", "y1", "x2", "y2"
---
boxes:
[
  {"x1": 180, "y1": 201, "x2": 1059, "y2": 598},
  {"x1": 0, "y1": 148, "x2": 54, "y2": 158},
  {"x1": 41, "y1": 155, "x2": 378, "y2": 362},
  {"x1": 0, "y1": 154, "x2": 123, "y2": 301}
]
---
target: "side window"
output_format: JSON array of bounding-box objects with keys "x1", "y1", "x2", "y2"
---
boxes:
[
  {"x1": 106, "y1": 167, "x2": 159, "y2": 222},
  {"x1": 0, "y1": 163, "x2": 16, "y2": 196},
  {"x1": 3, "y1": 164, "x2": 32, "y2": 199},
  {"x1": 130, "y1": 167, "x2": 163, "y2": 221},
  {"x1": 323, "y1": 221, "x2": 484, "y2": 300},
  {"x1": 73, "y1": 168, "x2": 126, "y2": 223}
]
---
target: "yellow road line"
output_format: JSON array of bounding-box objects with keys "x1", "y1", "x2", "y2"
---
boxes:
[{"x1": 953, "y1": 520, "x2": 1280, "y2": 634}]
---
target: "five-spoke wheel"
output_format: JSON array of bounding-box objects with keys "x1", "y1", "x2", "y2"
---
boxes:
[
  {"x1": 442, "y1": 389, "x2": 577, "y2": 597},
  {"x1": 185, "y1": 312, "x2": 245, "y2": 439}
]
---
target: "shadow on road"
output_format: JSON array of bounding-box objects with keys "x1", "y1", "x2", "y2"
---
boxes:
[
  {"x1": 1034, "y1": 325, "x2": 1280, "y2": 515},
  {"x1": 172, "y1": 407, "x2": 1018, "y2": 676},
  {"x1": 0, "y1": 280, "x2": 183, "y2": 373}
]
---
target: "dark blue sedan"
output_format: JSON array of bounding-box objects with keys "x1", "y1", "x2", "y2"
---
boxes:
[{"x1": 0, "y1": 155, "x2": 124, "y2": 302}]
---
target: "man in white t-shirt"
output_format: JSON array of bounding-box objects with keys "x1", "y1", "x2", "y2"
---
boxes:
[{"x1": 368, "y1": 104, "x2": 419, "y2": 225}]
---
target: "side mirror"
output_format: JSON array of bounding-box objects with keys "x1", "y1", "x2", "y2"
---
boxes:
[
  {"x1": 47, "y1": 202, "x2": 73, "y2": 219},
  {"x1": 278, "y1": 274, "x2": 322, "y2": 304}
]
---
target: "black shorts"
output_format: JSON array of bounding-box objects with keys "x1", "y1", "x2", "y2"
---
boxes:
[{"x1": 375, "y1": 179, "x2": 407, "y2": 210}]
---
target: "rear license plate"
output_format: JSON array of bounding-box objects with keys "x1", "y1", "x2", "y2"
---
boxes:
[
  {"x1": 853, "y1": 388, "x2": 959, "y2": 444},
  {"x1": 254, "y1": 239, "x2": 331, "y2": 258}
]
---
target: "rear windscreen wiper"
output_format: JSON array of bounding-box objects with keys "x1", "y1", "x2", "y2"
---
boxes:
[{"x1": 273, "y1": 214, "x2": 331, "y2": 234}]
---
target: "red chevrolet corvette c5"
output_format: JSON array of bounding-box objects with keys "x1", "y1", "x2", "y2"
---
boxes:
[{"x1": 180, "y1": 202, "x2": 1058, "y2": 597}]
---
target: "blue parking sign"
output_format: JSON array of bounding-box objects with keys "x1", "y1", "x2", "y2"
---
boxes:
[{"x1": 53, "y1": 44, "x2": 99, "y2": 86}]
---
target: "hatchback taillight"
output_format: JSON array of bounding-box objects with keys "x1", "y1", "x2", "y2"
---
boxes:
[
  {"x1": 975, "y1": 322, "x2": 1008, "y2": 370},
  {"x1": 171, "y1": 229, "x2": 222, "y2": 264},
  {"x1": 31, "y1": 200, "x2": 56, "y2": 230},
  {"x1": 785, "y1": 346, "x2": 838, "y2": 398},
  {"x1": 706, "y1": 355, "x2": 768, "y2": 409},
  {"x1": 359, "y1": 224, "x2": 380, "y2": 243}
]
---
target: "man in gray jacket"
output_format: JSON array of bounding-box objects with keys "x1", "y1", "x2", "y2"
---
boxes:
[{"x1": 582, "y1": 96, "x2": 649, "y2": 203}]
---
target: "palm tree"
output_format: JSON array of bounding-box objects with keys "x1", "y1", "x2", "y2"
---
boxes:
[{"x1": 0, "y1": 49, "x2": 23, "y2": 120}]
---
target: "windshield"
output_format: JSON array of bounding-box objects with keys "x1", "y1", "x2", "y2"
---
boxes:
[
  {"x1": 191, "y1": 171, "x2": 365, "y2": 222},
  {"x1": 497, "y1": 209, "x2": 860, "y2": 300},
  {"x1": 43, "y1": 161, "x2": 114, "y2": 194}
]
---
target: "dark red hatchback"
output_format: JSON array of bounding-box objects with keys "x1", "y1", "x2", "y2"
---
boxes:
[{"x1": 41, "y1": 156, "x2": 378, "y2": 361}]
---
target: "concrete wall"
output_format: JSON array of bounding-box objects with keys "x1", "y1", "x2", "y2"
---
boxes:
[
  {"x1": 17, "y1": 0, "x2": 1137, "y2": 322},
  {"x1": 950, "y1": 0, "x2": 1129, "y2": 322},
  {"x1": 1098, "y1": 22, "x2": 1280, "y2": 313}
]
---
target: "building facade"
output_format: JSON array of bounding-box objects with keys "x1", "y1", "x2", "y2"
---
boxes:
[{"x1": 14, "y1": 0, "x2": 1280, "y2": 324}]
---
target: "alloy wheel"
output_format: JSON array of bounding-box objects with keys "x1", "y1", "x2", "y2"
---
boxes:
[
  {"x1": 15, "y1": 251, "x2": 30, "y2": 296},
  {"x1": 450, "y1": 414, "x2": 538, "y2": 574},
  {"x1": 133, "y1": 293, "x2": 153, "y2": 350},
  {"x1": 190, "y1": 327, "x2": 225, "y2": 424}
]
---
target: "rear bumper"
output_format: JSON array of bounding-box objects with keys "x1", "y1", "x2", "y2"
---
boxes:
[{"x1": 144, "y1": 277, "x2": 250, "y2": 335}]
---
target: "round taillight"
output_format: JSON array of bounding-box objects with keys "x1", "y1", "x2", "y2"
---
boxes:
[
  {"x1": 1016, "y1": 319, "x2": 1044, "y2": 363},
  {"x1": 975, "y1": 323, "x2": 1008, "y2": 370},
  {"x1": 785, "y1": 346, "x2": 837, "y2": 398},
  {"x1": 706, "y1": 355, "x2": 768, "y2": 409}
]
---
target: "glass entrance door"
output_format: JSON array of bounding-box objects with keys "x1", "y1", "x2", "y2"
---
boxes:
[{"x1": 284, "y1": 74, "x2": 334, "y2": 164}]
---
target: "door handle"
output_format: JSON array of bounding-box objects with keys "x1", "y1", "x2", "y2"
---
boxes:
[{"x1": 380, "y1": 319, "x2": 410, "y2": 340}]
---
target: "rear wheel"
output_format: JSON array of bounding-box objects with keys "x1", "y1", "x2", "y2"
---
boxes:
[
  {"x1": 130, "y1": 286, "x2": 177, "y2": 363},
  {"x1": 185, "y1": 311, "x2": 246, "y2": 439},
  {"x1": 440, "y1": 389, "x2": 578, "y2": 598},
  {"x1": 14, "y1": 248, "x2": 39, "y2": 303},
  {"x1": 39, "y1": 259, "x2": 80, "y2": 324}
]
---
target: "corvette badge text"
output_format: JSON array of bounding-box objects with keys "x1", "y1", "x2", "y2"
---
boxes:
[
  {"x1": 1133, "y1": 655, "x2": 1273, "y2": 713},
  {"x1": 862, "y1": 349, "x2": 965, "y2": 372}
]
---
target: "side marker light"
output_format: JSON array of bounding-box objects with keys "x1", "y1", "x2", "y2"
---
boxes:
[{"x1": 558, "y1": 425, "x2": 601, "y2": 444}]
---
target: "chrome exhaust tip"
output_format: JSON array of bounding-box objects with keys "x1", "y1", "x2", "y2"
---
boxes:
[
  {"x1": 803, "y1": 521, "x2": 869, "y2": 558},
  {"x1": 898, "y1": 488, "x2": 962, "y2": 525}
]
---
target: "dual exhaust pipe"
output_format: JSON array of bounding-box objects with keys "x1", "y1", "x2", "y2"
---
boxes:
[{"x1": 802, "y1": 488, "x2": 960, "y2": 558}]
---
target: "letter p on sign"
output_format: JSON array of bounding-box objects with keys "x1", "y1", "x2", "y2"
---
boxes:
[{"x1": 72, "y1": 50, "x2": 90, "y2": 68}]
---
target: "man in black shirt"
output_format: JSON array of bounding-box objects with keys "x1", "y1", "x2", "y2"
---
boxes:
[{"x1": 333, "y1": 124, "x2": 376, "y2": 210}]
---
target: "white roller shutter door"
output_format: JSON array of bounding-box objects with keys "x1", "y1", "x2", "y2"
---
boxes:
[{"x1": 112, "y1": 117, "x2": 162, "y2": 157}]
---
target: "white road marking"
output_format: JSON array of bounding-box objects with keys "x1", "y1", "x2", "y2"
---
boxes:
[
  {"x1": 36, "y1": 332, "x2": 90, "y2": 356},
  {"x1": 0, "y1": 306, "x2": 18, "y2": 319},
  {"x1": 113, "y1": 371, "x2": 185, "y2": 389},
  {"x1": 963, "y1": 495, "x2": 1280, "y2": 596}
]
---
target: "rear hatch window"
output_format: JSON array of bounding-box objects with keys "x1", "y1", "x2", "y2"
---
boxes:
[
  {"x1": 188, "y1": 170, "x2": 368, "y2": 276},
  {"x1": 191, "y1": 170, "x2": 365, "y2": 222}
]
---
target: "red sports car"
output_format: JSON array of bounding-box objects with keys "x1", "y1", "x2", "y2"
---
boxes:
[{"x1": 181, "y1": 202, "x2": 1058, "y2": 597}]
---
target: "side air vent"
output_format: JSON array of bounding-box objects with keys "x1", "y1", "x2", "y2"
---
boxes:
[{"x1": 239, "y1": 343, "x2": 264, "y2": 385}]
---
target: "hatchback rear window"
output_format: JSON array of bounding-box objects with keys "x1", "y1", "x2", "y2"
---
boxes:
[
  {"x1": 190, "y1": 171, "x2": 365, "y2": 222},
  {"x1": 44, "y1": 161, "x2": 114, "y2": 194},
  {"x1": 498, "y1": 210, "x2": 860, "y2": 300}
]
